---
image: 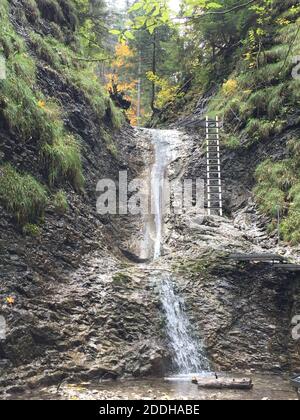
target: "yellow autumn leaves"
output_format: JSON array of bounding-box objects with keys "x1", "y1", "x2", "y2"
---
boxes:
[
  {"x1": 105, "y1": 44, "x2": 138, "y2": 125},
  {"x1": 5, "y1": 296, "x2": 15, "y2": 305},
  {"x1": 222, "y1": 79, "x2": 238, "y2": 96},
  {"x1": 146, "y1": 71, "x2": 181, "y2": 109},
  {"x1": 37, "y1": 100, "x2": 46, "y2": 109}
]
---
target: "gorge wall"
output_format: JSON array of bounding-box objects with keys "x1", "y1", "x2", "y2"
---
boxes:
[{"x1": 0, "y1": 0, "x2": 151, "y2": 391}]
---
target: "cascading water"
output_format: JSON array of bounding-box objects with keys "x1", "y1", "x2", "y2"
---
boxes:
[
  {"x1": 150, "y1": 129, "x2": 176, "y2": 259},
  {"x1": 146, "y1": 129, "x2": 210, "y2": 374},
  {"x1": 159, "y1": 275, "x2": 210, "y2": 374}
]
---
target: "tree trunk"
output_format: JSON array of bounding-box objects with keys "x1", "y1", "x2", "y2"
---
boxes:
[
  {"x1": 193, "y1": 377, "x2": 253, "y2": 390},
  {"x1": 137, "y1": 50, "x2": 142, "y2": 127},
  {"x1": 151, "y1": 31, "x2": 157, "y2": 112}
]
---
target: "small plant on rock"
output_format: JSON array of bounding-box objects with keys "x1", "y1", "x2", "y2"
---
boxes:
[
  {"x1": 53, "y1": 190, "x2": 68, "y2": 215},
  {"x1": 23, "y1": 223, "x2": 41, "y2": 237}
]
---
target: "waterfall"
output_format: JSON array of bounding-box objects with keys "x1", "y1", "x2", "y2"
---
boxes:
[
  {"x1": 147, "y1": 129, "x2": 210, "y2": 374},
  {"x1": 150, "y1": 130, "x2": 173, "y2": 259},
  {"x1": 159, "y1": 274, "x2": 210, "y2": 374}
]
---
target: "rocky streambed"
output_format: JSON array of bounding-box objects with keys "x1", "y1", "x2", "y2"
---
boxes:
[{"x1": 3, "y1": 374, "x2": 298, "y2": 400}]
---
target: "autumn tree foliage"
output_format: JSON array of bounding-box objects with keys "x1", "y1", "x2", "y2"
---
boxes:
[{"x1": 106, "y1": 43, "x2": 139, "y2": 125}]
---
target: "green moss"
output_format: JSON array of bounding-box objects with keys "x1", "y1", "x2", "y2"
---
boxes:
[
  {"x1": 0, "y1": 39, "x2": 85, "y2": 190},
  {"x1": 264, "y1": 44, "x2": 289, "y2": 64},
  {"x1": 281, "y1": 183, "x2": 300, "y2": 244},
  {"x1": 0, "y1": 1, "x2": 24, "y2": 58},
  {"x1": 0, "y1": 4, "x2": 48, "y2": 142},
  {"x1": 29, "y1": 32, "x2": 116, "y2": 123},
  {"x1": 244, "y1": 119, "x2": 283, "y2": 143},
  {"x1": 53, "y1": 190, "x2": 68, "y2": 214},
  {"x1": 254, "y1": 160, "x2": 290, "y2": 217},
  {"x1": 0, "y1": 53, "x2": 45, "y2": 140},
  {"x1": 286, "y1": 79, "x2": 300, "y2": 105},
  {"x1": 255, "y1": 159, "x2": 295, "y2": 191},
  {"x1": 24, "y1": 0, "x2": 41, "y2": 22},
  {"x1": 0, "y1": 164, "x2": 48, "y2": 225},
  {"x1": 29, "y1": 32, "x2": 116, "y2": 122},
  {"x1": 30, "y1": 33, "x2": 61, "y2": 67},
  {"x1": 108, "y1": 99, "x2": 125, "y2": 130},
  {"x1": 30, "y1": 32, "x2": 74, "y2": 69},
  {"x1": 42, "y1": 134, "x2": 84, "y2": 191},
  {"x1": 277, "y1": 18, "x2": 300, "y2": 45},
  {"x1": 0, "y1": 24, "x2": 64, "y2": 145},
  {"x1": 112, "y1": 273, "x2": 132, "y2": 285},
  {"x1": 288, "y1": 137, "x2": 300, "y2": 166},
  {"x1": 222, "y1": 98, "x2": 243, "y2": 125},
  {"x1": 254, "y1": 160, "x2": 300, "y2": 243},
  {"x1": 101, "y1": 128, "x2": 118, "y2": 157},
  {"x1": 255, "y1": 185, "x2": 286, "y2": 217},
  {"x1": 281, "y1": 209, "x2": 300, "y2": 244},
  {"x1": 173, "y1": 254, "x2": 223, "y2": 274},
  {"x1": 49, "y1": 22, "x2": 65, "y2": 41},
  {"x1": 68, "y1": 68, "x2": 109, "y2": 119},
  {"x1": 208, "y1": 17, "x2": 300, "y2": 153},
  {"x1": 36, "y1": 0, "x2": 65, "y2": 24},
  {"x1": 222, "y1": 133, "x2": 240, "y2": 149},
  {"x1": 23, "y1": 223, "x2": 41, "y2": 237}
]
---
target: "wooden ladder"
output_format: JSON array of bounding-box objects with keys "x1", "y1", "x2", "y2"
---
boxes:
[{"x1": 206, "y1": 116, "x2": 223, "y2": 216}]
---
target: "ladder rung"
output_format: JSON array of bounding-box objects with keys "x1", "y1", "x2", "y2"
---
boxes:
[{"x1": 206, "y1": 115, "x2": 223, "y2": 217}]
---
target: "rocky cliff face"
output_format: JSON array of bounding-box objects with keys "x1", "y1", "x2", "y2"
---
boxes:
[
  {"x1": 0, "y1": 0, "x2": 155, "y2": 392},
  {"x1": 153, "y1": 130, "x2": 300, "y2": 374}
]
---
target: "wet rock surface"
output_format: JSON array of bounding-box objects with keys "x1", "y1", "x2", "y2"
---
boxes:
[
  {"x1": 0, "y1": 251, "x2": 168, "y2": 392},
  {"x1": 159, "y1": 128, "x2": 300, "y2": 374}
]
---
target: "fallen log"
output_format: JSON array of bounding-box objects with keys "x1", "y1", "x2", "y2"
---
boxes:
[{"x1": 193, "y1": 377, "x2": 253, "y2": 390}]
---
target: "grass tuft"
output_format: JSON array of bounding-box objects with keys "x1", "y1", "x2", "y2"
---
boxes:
[
  {"x1": 23, "y1": 223, "x2": 42, "y2": 237},
  {"x1": 53, "y1": 190, "x2": 68, "y2": 214},
  {"x1": 42, "y1": 134, "x2": 84, "y2": 191},
  {"x1": 0, "y1": 164, "x2": 48, "y2": 225}
]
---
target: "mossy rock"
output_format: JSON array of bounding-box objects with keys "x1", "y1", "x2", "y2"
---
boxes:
[{"x1": 112, "y1": 273, "x2": 132, "y2": 286}]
